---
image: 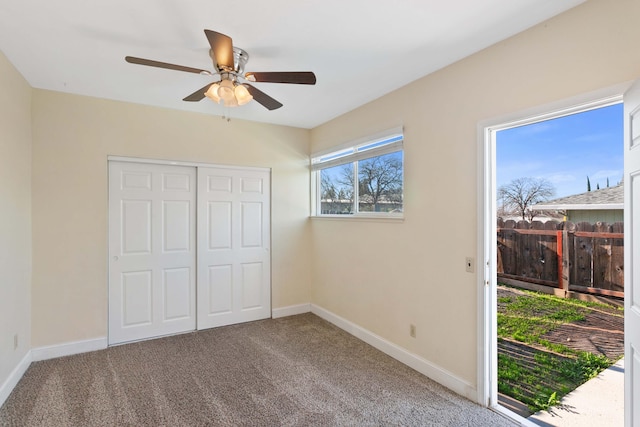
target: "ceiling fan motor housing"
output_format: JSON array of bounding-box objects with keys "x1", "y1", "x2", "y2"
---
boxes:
[{"x1": 210, "y1": 47, "x2": 249, "y2": 75}]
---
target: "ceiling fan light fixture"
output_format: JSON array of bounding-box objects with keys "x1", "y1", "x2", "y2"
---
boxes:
[
  {"x1": 204, "y1": 82, "x2": 221, "y2": 103},
  {"x1": 223, "y1": 96, "x2": 239, "y2": 107},
  {"x1": 218, "y1": 79, "x2": 236, "y2": 102},
  {"x1": 235, "y1": 84, "x2": 253, "y2": 106}
]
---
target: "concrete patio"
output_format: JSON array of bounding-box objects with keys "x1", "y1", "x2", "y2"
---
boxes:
[{"x1": 529, "y1": 358, "x2": 624, "y2": 427}]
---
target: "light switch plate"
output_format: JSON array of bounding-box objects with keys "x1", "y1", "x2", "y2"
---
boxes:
[{"x1": 465, "y1": 257, "x2": 474, "y2": 273}]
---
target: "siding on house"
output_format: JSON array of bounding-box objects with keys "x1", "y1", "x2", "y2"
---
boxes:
[
  {"x1": 567, "y1": 209, "x2": 623, "y2": 223},
  {"x1": 534, "y1": 184, "x2": 623, "y2": 224}
]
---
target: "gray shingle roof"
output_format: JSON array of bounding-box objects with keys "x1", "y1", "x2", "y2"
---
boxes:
[{"x1": 533, "y1": 183, "x2": 623, "y2": 211}]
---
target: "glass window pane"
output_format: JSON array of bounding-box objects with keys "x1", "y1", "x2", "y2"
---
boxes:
[
  {"x1": 357, "y1": 151, "x2": 403, "y2": 213},
  {"x1": 320, "y1": 163, "x2": 354, "y2": 215}
]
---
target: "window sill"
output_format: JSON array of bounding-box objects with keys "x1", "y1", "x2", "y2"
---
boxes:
[{"x1": 309, "y1": 214, "x2": 404, "y2": 223}]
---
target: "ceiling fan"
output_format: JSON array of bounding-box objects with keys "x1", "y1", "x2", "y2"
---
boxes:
[{"x1": 125, "y1": 29, "x2": 316, "y2": 111}]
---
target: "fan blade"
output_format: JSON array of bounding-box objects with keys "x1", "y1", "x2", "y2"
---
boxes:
[
  {"x1": 125, "y1": 56, "x2": 209, "y2": 75},
  {"x1": 183, "y1": 83, "x2": 214, "y2": 102},
  {"x1": 204, "y1": 30, "x2": 234, "y2": 70},
  {"x1": 244, "y1": 84, "x2": 283, "y2": 110},
  {"x1": 245, "y1": 71, "x2": 316, "y2": 85}
]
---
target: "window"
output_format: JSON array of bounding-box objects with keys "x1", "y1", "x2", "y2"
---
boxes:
[{"x1": 311, "y1": 128, "x2": 404, "y2": 217}]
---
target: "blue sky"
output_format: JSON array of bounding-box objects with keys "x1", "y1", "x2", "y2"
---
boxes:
[{"x1": 496, "y1": 103, "x2": 623, "y2": 199}]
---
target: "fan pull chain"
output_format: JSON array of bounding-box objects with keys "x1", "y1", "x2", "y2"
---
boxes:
[{"x1": 221, "y1": 106, "x2": 232, "y2": 122}]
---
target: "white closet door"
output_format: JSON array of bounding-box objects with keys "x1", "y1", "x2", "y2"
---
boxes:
[
  {"x1": 197, "y1": 167, "x2": 271, "y2": 329},
  {"x1": 624, "y1": 80, "x2": 640, "y2": 427},
  {"x1": 108, "y1": 162, "x2": 196, "y2": 345}
]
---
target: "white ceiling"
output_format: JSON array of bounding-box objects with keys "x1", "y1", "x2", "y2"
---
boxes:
[{"x1": 0, "y1": 0, "x2": 584, "y2": 129}]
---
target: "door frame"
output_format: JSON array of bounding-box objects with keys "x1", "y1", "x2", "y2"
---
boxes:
[
  {"x1": 107, "y1": 156, "x2": 272, "y2": 343},
  {"x1": 476, "y1": 83, "x2": 630, "y2": 421},
  {"x1": 108, "y1": 156, "x2": 271, "y2": 173}
]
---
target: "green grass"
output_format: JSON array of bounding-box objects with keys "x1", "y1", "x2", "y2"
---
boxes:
[
  {"x1": 498, "y1": 350, "x2": 610, "y2": 412},
  {"x1": 498, "y1": 288, "x2": 620, "y2": 356},
  {"x1": 497, "y1": 286, "x2": 620, "y2": 412}
]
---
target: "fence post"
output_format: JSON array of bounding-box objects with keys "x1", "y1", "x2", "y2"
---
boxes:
[
  {"x1": 556, "y1": 230, "x2": 563, "y2": 290},
  {"x1": 562, "y1": 225, "x2": 571, "y2": 296}
]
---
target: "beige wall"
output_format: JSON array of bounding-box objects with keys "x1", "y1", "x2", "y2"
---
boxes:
[
  {"x1": 31, "y1": 91, "x2": 311, "y2": 347},
  {"x1": 0, "y1": 52, "x2": 32, "y2": 385},
  {"x1": 309, "y1": 0, "x2": 640, "y2": 387}
]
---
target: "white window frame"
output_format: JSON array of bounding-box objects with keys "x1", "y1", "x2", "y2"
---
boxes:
[{"x1": 311, "y1": 127, "x2": 404, "y2": 218}]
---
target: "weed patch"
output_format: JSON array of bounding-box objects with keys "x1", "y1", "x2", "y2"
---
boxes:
[{"x1": 497, "y1": 285, "x2": 621, "y2": 413}]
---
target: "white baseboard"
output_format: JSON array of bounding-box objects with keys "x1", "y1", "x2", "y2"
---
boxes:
[
  {"x1": 0, "y1": 350, "x2": 32, "y2": 408},
  {"x1": 31, "y1": 337, "x2": 108, "y2": 362},
  {"x1": 0, "y1": 337, "x2": 108, "y2": 408},
  {"x1": 272, "y1": 303, "x2": 311, "y2": 319},
  {"x1": 310, "y1": 304, "x2": 477, "y2": 401}
]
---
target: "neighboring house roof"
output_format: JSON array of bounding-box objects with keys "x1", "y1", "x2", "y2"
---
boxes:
[{"x1": 533, "y1": 183, "x2": 623, "y2": 211}]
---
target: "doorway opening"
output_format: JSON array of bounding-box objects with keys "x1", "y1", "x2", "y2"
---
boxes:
[{"x1": 479, "y1": 93, "x2": 626, "y2": 425}]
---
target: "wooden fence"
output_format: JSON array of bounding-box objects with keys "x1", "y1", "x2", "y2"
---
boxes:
[{"x1": 497, "y1": 219, "x2": 624, "y2": 298}]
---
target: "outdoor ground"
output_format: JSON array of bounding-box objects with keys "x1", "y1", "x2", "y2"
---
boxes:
[{"x1": 496, "y1": 285, "x2": 624, "y2": 415}]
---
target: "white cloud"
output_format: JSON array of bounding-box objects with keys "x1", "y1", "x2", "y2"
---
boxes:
[
  {"x1": 571, "y1": 132, "x2": 618, "y2": 143},
  {"x1": 545, "y1": 173, "x2": 576, "y2": 184},
  {"x1": 591, "y1": 169, "x2": 623, "y2": 181},
  {"x1": 512, "y1": 121, "x2": 557, "y2": 136}
]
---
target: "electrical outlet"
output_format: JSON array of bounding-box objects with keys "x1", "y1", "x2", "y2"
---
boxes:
[
  {"x1": 13, "y1": 334, "x2": 18, "y2": 350},
  {"x1": 465, "y1": 257, "x2": 474, "y2": 273},
  {"x1": 409, "y1": 324, "x2": 416, "y2": 338}
]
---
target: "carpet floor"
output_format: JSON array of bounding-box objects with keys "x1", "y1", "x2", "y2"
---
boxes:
[{"x1": 0, "y1": 314, "x2": 515, "y2": 426}]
